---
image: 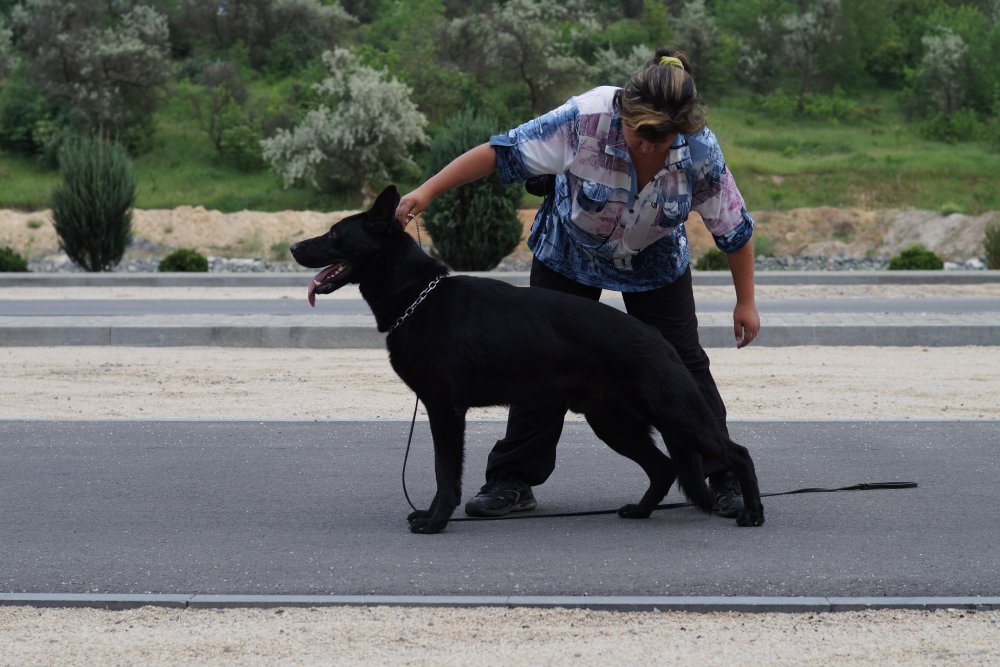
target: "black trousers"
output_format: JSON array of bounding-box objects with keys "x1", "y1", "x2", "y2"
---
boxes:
[{"x1": 484, "y1": 258, "x2": 731, "y2": 485}]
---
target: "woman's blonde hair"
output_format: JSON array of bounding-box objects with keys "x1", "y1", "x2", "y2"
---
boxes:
[{"x1": 617, "y1": 47, "x2": 706, "y2": 140}]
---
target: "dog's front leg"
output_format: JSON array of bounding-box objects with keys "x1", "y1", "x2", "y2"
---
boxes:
[{"x1": 407, "y1": 403, "x2": 465, "y2": 534}]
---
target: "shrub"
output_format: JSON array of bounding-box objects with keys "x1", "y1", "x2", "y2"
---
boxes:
[
  {"x1": 984, "y1": 221, "x2": 1000, "y2": 270},
  {"x1": 158, "y1": 248, "x2": 208, "y2": 272},
  {"x1": 888, "y1": 244, "x2": 944, "y2": 270},
  {"x1": 0, "y1": 245, "x2": 29, "y2": 272},
  {"x1": 694, "y1": 247, "x2": 729, "y2": 271},
  {"x1": 0, "y1": 73, "x2": 47, "y2": 155},
  {"x1": 422, "y1": 109, "x2": 522, "y2": 271},
  {"x1": 918, "y1": 110, "x2": 985, "y2": 143},
  {"x1": 220, "y1": 124, "x2": 266, "y2": 172},
  {"x1": 10, "y1": 2, "x2": 173, "y2": 152},
  {"x1": 50, "y1": 136, "x2": 136, "y2": 272},
  {"x1": 261, "y1": 48, "x2": 427, "y2": 198}
]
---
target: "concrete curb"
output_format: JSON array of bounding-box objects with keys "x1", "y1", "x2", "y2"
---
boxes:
[
  {"x1": 3, "y1": 270, "x2": 1000, "y2": 288},
  {"x1": 1, "y1": 593, "x2": 997, "y2": 612},
  {"x1": 4, "y1": 270, "x2": 998, "y2": 347},
  {"x1": 2, "y1": 322, "x2": 998, "y2": 348}
]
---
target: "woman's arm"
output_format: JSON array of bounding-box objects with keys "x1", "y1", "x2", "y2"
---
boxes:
[
  {"x1": 395, "y1": 143, "x2": 498, "y2": 224},
  {"x1": 727, "y1": 238, "x2": 760, "y2": 349}
]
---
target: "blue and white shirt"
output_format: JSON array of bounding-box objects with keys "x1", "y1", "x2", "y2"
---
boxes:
[{"x1": 490, "y1": 86, "x2": 754, "y2": 292}]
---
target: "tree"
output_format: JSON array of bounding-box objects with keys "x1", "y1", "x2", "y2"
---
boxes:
[
  {"x1": 675, "y1": 0, "x2": 718, "y2": 83},
  {"x1": 445, "y1": 0, "x2": 590, "y2": 115},
  {"x1": 8, "y1": 0, "x2": 173, "y2": 151},
  {"x1": 713, "y1": 0, "x2": 788, "y2": 93},
  {"x1": 916, "y1": 27, "x2": 968, "y2": 116},
  {"x1": 260, "y1": 48, "x2": 428, "y2": 200},
  {"x1": 780, "y1": 0, "x2": 843, "y2": 111},
  {"x1": 357, "y1": 0, "x2": 470, "y2": 125},
  {"x1": 922, "y1": 5, "x2": 998, "y2": 116},
  {"x1": 190, "y1": 60, "x2": 250, "y2": 156},
  {"x1": 171, "y1": 0, "x2": 355, "y2": 74},
  {"x1": 590, "y1": 45, "x2": 649, "y2": 88},
  {"x1": 0, "y1": 17, "x2": 17, "y2": 81}
]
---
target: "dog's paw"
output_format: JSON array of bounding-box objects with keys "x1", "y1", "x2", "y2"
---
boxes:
[
  {"x1": 617, "y1": 503, "x2": 652, "y2": 519},
  {"x1": 736, "y1": 507, "x2": 765, "y2": 527},
  {"x1": 408, "y1": 517, "x2": 447, "y2": 534},
  {"x1": 407, "y1": 510, "x2": 431, "y2": 523}
]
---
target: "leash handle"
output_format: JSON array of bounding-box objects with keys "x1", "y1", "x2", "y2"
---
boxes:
[{"x1": 767, "y1": 481, "x2": 919, "y2": 496}]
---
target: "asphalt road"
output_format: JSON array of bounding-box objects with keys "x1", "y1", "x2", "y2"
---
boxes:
[{"x1": 2, "y1": 420, "x2": 996, "y2": 598}]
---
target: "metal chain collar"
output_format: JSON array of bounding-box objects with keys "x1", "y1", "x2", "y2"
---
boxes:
[{"x1": 386, "y1": 274, "x2": 447, "y2": 335}]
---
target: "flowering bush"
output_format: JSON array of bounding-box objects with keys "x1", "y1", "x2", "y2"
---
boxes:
[{"x1": 261, "y1": 48, "x2": 427, "y2": 199}]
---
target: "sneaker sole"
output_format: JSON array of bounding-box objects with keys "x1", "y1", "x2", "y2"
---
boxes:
[{"x1": 464, "y1": 498, "x2": 537, "y2": 518}]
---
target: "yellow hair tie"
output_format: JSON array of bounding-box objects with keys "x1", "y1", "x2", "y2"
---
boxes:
[{"x1": 659, "y1": 56, "x2": 684, "y2": 70}]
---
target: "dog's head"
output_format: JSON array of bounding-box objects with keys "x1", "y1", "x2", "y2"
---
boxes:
[{"x1": 290, "y1": 185, "x2": 401, "y2": 307}]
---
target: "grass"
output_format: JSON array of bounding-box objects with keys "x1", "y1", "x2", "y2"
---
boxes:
[
  {"x1": 708, "y1": 96, "x2": 999, "y2": 213},
  {"x1": 130, "y1": 86, "x2": 354, "y2": 213},
  {"x1": 0, "y1": 79, "x2": 351, "y2": 213},
  {"x1": 0, "y1": 91, "x2": 997, "y2": 214}
]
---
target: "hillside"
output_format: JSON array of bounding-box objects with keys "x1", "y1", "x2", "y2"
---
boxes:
[{"x1": 1, "y1": 206, "x2": 995, "y2": 268}]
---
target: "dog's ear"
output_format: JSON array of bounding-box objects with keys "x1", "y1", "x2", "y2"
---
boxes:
[{"x1": 363, "y1": 185, "x2": 401, "y2": 235}]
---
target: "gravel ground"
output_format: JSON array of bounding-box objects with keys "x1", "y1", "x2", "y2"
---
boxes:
[{"x1": 1, "y1": 605, "x2": 998, "y2": 666}]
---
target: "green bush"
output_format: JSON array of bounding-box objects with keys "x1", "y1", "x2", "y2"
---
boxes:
[
  {"x1": 757, "y1": 89, "x2": 861, "y2": 122},
  {"x1": 0, "y1": 73, "x2": 47, "y2": 155},
  {"x1": 917, "y1": 110, "x2": 985, "y2": 144},
  {"x1": 220, "y1": 124, "x2": 266, "y2": 172},
  {"x1": 985, "y1": 221, "x2": 1000, "y2": 270},
  {"x1": 422, "y1": 108, "x2": 522, "y2": 271},
  {"x1": 159, "y1": 248, "x2": 209, "y2": 272},
  {"x1": 888, "y1": 244, "x2": 944, "y2": 270},
  {"x1": 51, "y1": 136, "x2": 137, "y2": 272},
  {"x1": 0, "y1": 245, "x2": 30, "y2": 272},
  {"x1": 694, "y1": 247, "x2": 729, "y2": 271}
]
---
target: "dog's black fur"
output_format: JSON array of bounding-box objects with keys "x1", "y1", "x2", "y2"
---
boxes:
[{"x1": 290, "y1": 185, "x2": 764, "y2": 534}]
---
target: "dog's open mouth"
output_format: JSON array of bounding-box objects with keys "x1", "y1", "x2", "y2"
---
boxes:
[{"x1": 307, "y1": 262, "x2": 351, "y2": 307}]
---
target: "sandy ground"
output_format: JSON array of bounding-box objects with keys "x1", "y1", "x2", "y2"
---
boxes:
[
  {"x1": 1, "y1": 605, "x2": 997, "y2": 666},
  {"x1": 2, "y1": 277, "x2": 1000, "y2": 663},
  {"x1": 1, "y1": 345, "x2": 998, "y2": 422}
]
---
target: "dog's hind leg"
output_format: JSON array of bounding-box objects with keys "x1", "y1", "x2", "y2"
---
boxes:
[
  {"x1": 584, "y1": 410, "x2": 675, "y2": 519},
  {"x1": 664, "y1": 428, "x2": 765, "y2": 526},
  {"x1": 407, "y1": 402, "x2": 466, "y2": 534},
  {"x1": 724, "y1": 440, "x2": 765, "y2": 527}
]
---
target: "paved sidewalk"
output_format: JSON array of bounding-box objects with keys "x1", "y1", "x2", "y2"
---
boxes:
[
  {"x1": 2, "y1": 271, "x2": 998, "y2": 347},
  {"x1": 3, "y1": 269, "x2": 1000, "y2": 287}
]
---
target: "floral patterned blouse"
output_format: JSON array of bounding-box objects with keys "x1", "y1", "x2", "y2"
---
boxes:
[{"x1": 490, "y1": 86, "x2": 754, "y2": 291}]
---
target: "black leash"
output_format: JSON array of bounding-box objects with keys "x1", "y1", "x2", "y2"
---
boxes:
[{"x1": 401, "y1": 403, "x2": 919, "y2": 522}]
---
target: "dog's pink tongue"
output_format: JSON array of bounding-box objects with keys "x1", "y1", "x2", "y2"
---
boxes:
[
  {"x1": 307, "y1": 265, "x2": 340, "y2": 307},
  {"x1": 307, "y1": 280, "x2": 317, "y2": 308}
]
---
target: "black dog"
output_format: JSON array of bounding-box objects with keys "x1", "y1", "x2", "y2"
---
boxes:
[{"x1": 290, "y1": 185, "x2": 764, "y2": 534}]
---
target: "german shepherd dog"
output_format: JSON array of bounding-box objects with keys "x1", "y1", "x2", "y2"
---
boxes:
[{"x1": 290, "y1": 185, "x2": 765, "y2": 534}]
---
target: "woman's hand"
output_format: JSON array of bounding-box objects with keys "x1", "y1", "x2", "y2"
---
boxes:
[
  {"x1": 395, "y1": 187, "x2": 432, "y2": 228},
  {"x1": 725, "y1": 238, "x2": 759, "y2": 348},
  {"x1": 394, "y1": 143, "x2": 499, "y2": 227},
  {"x1": 733, "y1": 301, "x2": 760, "y2": 348}
]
